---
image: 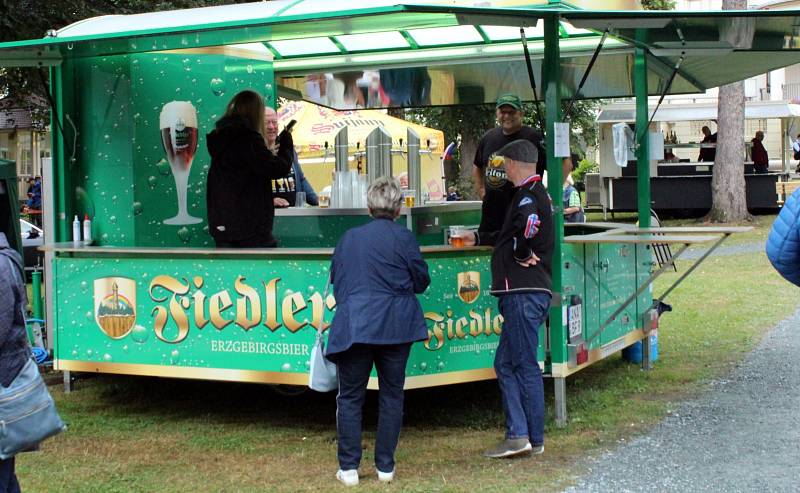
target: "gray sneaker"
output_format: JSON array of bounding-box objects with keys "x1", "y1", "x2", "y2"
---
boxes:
[
  {"x1": 483, "y1": 438, "x2": 532, "y2": 458},
  {"x1": 531, "y1": 443, "x2": 544, "y2": 455}
]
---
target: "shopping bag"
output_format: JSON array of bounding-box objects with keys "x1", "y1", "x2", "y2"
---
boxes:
[
  {"x1": 0, "y1": 358, "x2": 66, "y2": 459},
  {"x1": 0, "y1": 256, "x2": 66, "y2": 459},
  {"x1": 309, "y1": 330, "x2": 338, "y2": 392},
  {"x1": 308, "y1": 274, "x2": 337, "y2": 392}
]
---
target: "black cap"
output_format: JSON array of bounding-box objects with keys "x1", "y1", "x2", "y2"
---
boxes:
[{"x1": 496, "y1": 139, "x2": 538, "y2": 165}]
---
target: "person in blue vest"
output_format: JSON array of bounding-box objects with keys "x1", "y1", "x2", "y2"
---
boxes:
[
  {"x1": 766, "y1": 188, "x2": 800, "y2": 287},
  {"x1": 326, "y1": 176, "x2": 430, "y2": 487}
]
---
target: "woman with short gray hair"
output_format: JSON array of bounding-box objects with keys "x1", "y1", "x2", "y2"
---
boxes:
[
  {"x1": 366, "y1": 176, "x2": 403, "y2": 219},
  {"x1": 326, "y1": 176, "x2": 430, "y2": 487}
]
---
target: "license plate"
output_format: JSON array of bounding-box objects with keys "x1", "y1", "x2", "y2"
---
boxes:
[{"x1": 568, "y1": 304, "x2": 582, "y2": 342}]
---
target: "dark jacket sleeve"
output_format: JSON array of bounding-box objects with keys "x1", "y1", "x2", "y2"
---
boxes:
[
  {"x1": 509, "y1": 194, "x2": 541, "y2": 262},
  {"x1": 0, "y1": 255, "x2": 22, "y2": 350},
  {"x1": 475, "y1": 229, "x2": 500, "y2": 247},
  {"x1": 240, "y1": 131, "x2": 293, "y2": 181},
  {"x1": 402, "y1": 232, "x2": 430, "y2": 294}
]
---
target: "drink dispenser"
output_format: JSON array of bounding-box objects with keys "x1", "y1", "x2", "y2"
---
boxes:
[
  {"x1": 366, "y1": 126, "x2": 393, "y2": 185},
  {"x1": 407, "y1": 128, "x2": 422, "y2": 206}
]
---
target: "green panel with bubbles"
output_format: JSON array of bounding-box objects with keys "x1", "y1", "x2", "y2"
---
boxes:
[{"x1": 68, "y1": 52, "x2": 275, "y2": 247}]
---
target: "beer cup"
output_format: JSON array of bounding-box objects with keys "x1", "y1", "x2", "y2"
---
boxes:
[
  {"x1": 449, "y1": 225, "x2": 465, "y2": 248},
  {"x1": 160, "y1": 101, "x2": 202, "y2": 225},
  {"x1": 403, "y1": 189, "x2": 416, "y2": 208}
]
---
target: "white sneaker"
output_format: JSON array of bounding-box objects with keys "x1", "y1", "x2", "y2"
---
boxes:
[
  {"x1": 377, "y1": 468, "x2": 395, "y2": 483},
  {"x1": 336, "y1": 469, "x2": 359, "y2": 487}
]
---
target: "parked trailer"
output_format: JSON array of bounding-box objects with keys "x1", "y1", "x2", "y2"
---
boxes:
[{"x1": 2, "y1": 1, "x2": 799, "y2": 425}]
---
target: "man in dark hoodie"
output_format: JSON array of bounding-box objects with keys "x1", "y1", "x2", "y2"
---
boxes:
[
  {"x1": 451, "y1": 139, "x2": 553, "y2": 459},
  {"x1": 0, "y1": 230, "x2": 28, "y2": 493},
  {"x1": 206, "y1": 90, "x2": 294, "y2": 248}
]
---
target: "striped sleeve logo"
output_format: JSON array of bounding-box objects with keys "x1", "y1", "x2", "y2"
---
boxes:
[{"x1": 524, "y1": 213, "x2": 541, "y2": 239}]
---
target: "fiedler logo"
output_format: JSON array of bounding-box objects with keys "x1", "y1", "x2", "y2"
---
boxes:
[
  {"x1": 457, "y1": 271, "x2": 480, "y2": 304},
  {"x1": 94, "y1": 277, "x2": 137, "y2": 339}
]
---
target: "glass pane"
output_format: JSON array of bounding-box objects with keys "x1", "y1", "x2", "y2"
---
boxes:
[
  {"x1": 58, "y1": 1, "x2": 287, "y2": 37},
  {"x1": 281, "y1": 0, "x2": 401, "y2": 16},
  {"x1": 335, "y1": 31, "x2": 408, "y2": 51},
  {"x1": 407, "y1": 26, "x2": 483, "y2": 46},
  {"x1": 561, "y1": 21, "x2": 592, "y2": 36},
  {"x1": 269, "y1": 37, "x2": 340, "y2": 57},
  {"x1": 481, "y1": 25, "x2": 542, "y2": 41}
]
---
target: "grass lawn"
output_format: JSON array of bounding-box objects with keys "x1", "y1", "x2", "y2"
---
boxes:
[{"x1": 17, "y1": 216, "x2": 799, "y2": 493}]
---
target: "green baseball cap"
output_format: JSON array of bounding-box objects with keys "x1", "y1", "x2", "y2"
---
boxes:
[{"x1": 495, "y1": 93, "x2": 522, "y2": 110}]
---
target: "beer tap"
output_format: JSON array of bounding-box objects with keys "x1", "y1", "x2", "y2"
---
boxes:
[
  {"x1": 419, "y1": 138, "x2": 435, "y2": 157},
  {"x1": 322, "y1": 141, "x2": 332, "y2": 165},
  {"x1": 356, "y1": 141, "x2": 364, "y2": 174},
  {"x1": 391, "y1": 137, "x2": 406, "y2": 157}
]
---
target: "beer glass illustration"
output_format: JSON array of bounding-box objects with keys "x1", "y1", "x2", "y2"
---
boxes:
[{"x1": 160, "y1": 101, "x2": 201, "y2": 225}]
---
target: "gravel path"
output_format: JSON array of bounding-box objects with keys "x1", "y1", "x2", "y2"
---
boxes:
[
  {"x1": 680, "y1": 241, "x2": 764, "y2": 260},
  {"x1": 564, "y1": 307, "x2": 800, "y2": 493}
]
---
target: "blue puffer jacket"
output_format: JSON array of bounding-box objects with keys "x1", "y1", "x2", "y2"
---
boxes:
[{"x1": 766, "y1": 188, "x2": 800, "y2": 287}]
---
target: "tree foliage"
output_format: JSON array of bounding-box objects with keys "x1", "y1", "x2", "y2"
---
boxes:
[
  {"x1": 640, "y1": 0, "x2": 676, "y2": 10},
  {"x1": 406, "y1": 98, "x2": 599, "y2": 195},
  {"x1": 0, "y1": 0, "x2": 246, "y2": 104}
]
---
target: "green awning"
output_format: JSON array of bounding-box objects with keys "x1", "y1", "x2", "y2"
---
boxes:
[{"x1": 1, "y1": 1, "x2": 799, "y2": 105}]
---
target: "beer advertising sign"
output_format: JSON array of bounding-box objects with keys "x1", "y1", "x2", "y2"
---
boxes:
[{"x1": 53, "y1": 251, "x2": 543, "y2": 387}]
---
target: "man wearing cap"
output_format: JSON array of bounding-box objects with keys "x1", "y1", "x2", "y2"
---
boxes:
[
  {"x1": 473, "y1": 94, "x2": 545, "y2": 235},
  {"x1": 454, "y1": 139, "x2": 553, "y2": 458}
]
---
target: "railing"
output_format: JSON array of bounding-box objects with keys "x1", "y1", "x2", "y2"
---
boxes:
[{"x1": 783, "y1": 83, "x2": 800, "y2": 102}]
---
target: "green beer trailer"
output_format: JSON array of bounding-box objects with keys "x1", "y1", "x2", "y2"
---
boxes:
[{"x1": 1, "y1": 0, "x2": 797, "y2": 425}]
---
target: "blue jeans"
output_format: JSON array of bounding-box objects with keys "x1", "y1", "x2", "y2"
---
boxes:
[
  {"x1": 0, "y1": 458, "x2": 20, "y2": 493},
  {"x1": 495, "y1": 292, "x2": 551, "y2": 445},
  {"x1": 336, "y1": 343, "x2": 412, "y2": 473}
]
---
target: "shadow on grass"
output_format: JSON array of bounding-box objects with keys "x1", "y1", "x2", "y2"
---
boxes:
[{"x1": 62, "y1": 353, "x2": 645, "y2": 435}]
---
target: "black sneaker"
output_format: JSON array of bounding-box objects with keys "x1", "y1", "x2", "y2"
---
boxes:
[
  {"x1": 531, "y1": 443, "x2": 544, "y2": 455},
  {"x1": 483, "y1": 438, "x2": 532, "y2": 458}
]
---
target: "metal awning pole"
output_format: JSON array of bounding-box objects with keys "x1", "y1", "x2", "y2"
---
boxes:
[
  {"x1": 563, "y1": 29, "x2": 608, "y2": 122},
  {"x1": 655, "y1": 234, "x2": 729, "y2": 302},
  {"x1": 634, "y1": 42, "x2": 651, "y2": 228},
  {"x1": 543, "y1": 14, "x2": 567, "y2": 427},
  {"x1": 586, "y1": 242, "x2": 691, "y2": 346}
]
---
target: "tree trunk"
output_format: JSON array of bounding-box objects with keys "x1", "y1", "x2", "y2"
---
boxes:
[
  {"x1": 707, "y1": 0, "x2": 751, "y2": 223},
  {"x1": 460, "y1": 135, "x2": 478, "y2": 182}
]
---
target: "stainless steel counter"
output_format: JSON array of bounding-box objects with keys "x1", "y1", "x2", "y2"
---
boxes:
[{"x1": 274, "y1": 200, "x2": 482, "y2": 217}]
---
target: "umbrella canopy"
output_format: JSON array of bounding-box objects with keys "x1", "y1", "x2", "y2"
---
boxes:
[
  {"x1": 277, "y1": 100, "x2": 444, "y2": 158},
  {"x1": 277, "y1": 100, "x2": 446, "y2": 199}
]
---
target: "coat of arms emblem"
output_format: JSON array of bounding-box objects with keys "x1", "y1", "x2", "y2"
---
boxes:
[
  {"x1": 94, "y1": 277, "x2": 137, "y2": 339},
  {"x1": 457, "y1": 271, "x2": 480, "y2": 304}
]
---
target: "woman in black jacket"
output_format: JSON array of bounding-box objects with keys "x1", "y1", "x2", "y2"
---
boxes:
[{"x1": 206, "y1": 90, "x2": 293, "y2": 247}]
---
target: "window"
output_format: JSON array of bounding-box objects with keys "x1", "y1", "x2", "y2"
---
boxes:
[{"x1": 746, "y1": 119, "x2": 767, "y2": 136}]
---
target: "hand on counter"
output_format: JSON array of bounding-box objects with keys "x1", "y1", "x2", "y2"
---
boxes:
[{"x1": 273, "y1": 197, "x2": 290, "y2": 208}]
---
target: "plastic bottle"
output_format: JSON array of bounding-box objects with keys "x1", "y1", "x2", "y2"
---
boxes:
[
  {"x1": 72, "y1": 215, "x2": 81, "y2": 244},
  {"x1": 82, "y1": 214, "x2": 92, "y2": 245}
]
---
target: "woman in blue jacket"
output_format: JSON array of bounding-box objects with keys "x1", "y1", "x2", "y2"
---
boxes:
[
  {"x1": 767, "y1": 188, "x2": 800, "y2": 286},
  {"x1": 326, "y1": 177, "x2": 430, "y2": 487}
]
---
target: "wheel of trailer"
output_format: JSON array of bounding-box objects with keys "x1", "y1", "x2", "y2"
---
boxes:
[{"x1": 268, "y1": 384, "x2": 309, "y2": 397}]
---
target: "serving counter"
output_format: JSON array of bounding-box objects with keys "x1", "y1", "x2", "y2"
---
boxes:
[{"x1": 48, "y1": 202, "x2": 511, "y2": 390}]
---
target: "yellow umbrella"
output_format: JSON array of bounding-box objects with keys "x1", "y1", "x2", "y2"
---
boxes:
[{"x1": 277, "y1": 101, "x2": 446, "y2": 200}]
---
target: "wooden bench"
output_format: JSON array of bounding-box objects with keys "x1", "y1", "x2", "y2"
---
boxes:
[{"x1": 776, "y1": 181, "x2": 800, "y2": 205}]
